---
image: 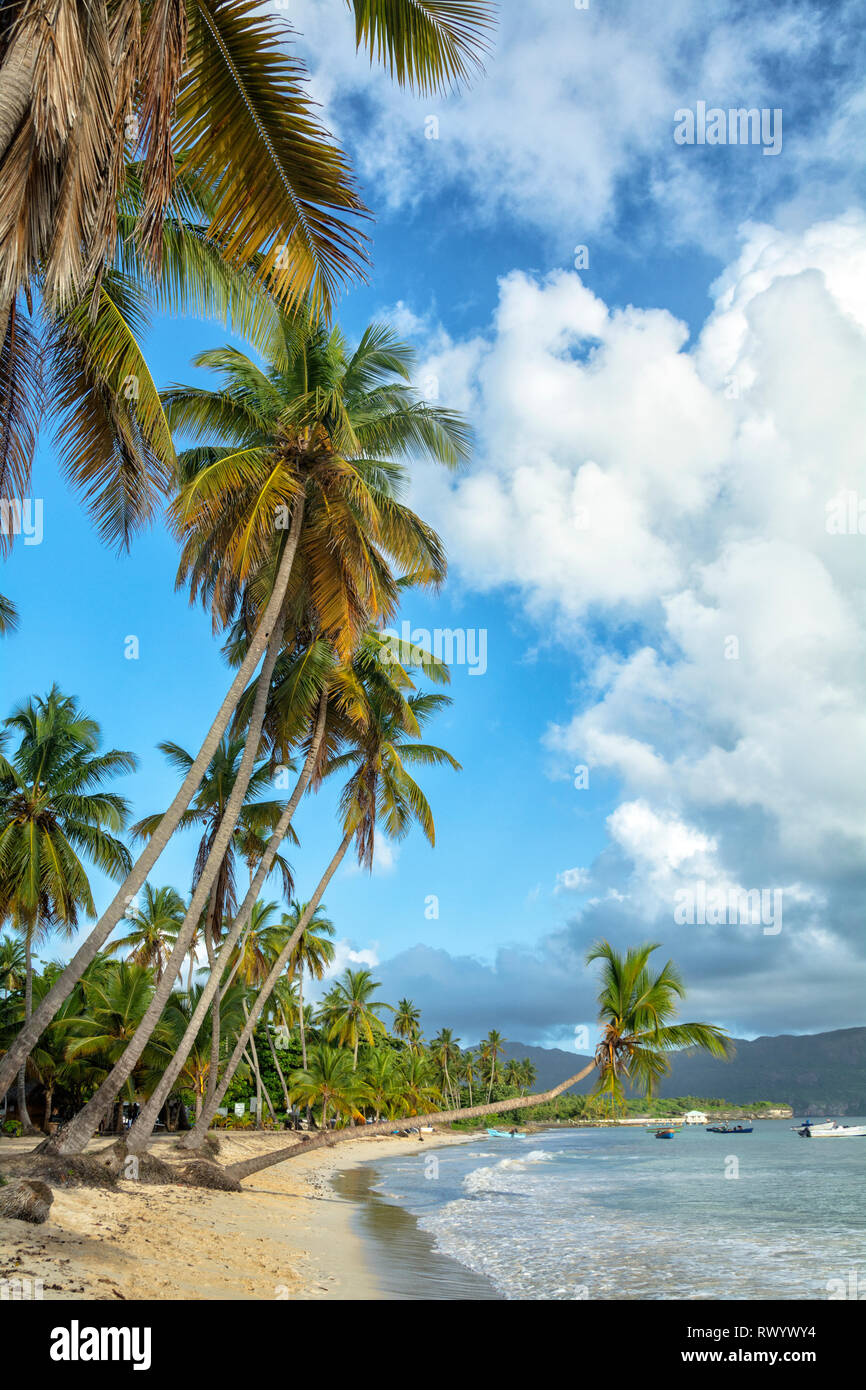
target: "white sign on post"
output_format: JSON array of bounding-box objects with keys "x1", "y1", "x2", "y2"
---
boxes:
[{"x1": 234, "y1": 1103, "x2": 245, "y2": 1118}]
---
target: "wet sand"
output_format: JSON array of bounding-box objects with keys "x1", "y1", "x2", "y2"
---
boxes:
[
  {"x1": 334, "y1": 1164, "x2": 501, "y2": 1299},
  {"x1": 0, "y1": 1129, "x2": 482, "y2": 1301}
]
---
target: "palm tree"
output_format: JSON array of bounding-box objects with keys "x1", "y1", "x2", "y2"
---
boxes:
[
  {"x1": 327, "y1": 968, "x2": 392, "y2": 1072},
  {"x1": 176, "y1": 645, "x2": 461, "y2": 1149},
  {"x1": 97, "y1": 328, "x2": 465, "y2": 1159},
  {"x1": 393, "y1": 997, "x2": 422, "y2": 1049},
  {"x1": 0, "y1": 933, "x2": 25, "y2": 998},
  {"x1": 104, "y1": 884, "x2": 187, "y2": 983},
  {"x1": 133, "y1": 735, "x2": 293, "y2": 962},
  {"x1": 481, "y1": 1028, "x2": 506, "y2": 1102},
  {"x1": 64, "y1": 961, "x2": 161, "y2": 1132},
  {"x1": 289, "y1": 1044, "x2": 366, "y2": 1132},
  {"x1": 584, "y1": 940, "x2": 731, "y2": 1109},
  {"x1": 227, "y1": 897, "x2": 288, "y2": 1125},
  {"x1": 519, "y1": 1058, "x2": 536, "y2": 1093},
  {"x1": 0, "y1": 1, "x2": 490, "y2": 1102},
  {"x1": 458, "y1": 1050, "x2": 477, "y2": 1105},
  {"x1": 284, "y1": 902, "x2": 335, "y2": 1071},
  {"x1": 0, "y1": 688, "x2": 135, "y2": 1129},
  {"x1": 363, "y1": 1047, "x2": 399, "y2": 1122},
  {"x1": 226, "y1": 942, "x2": 734, "y2": 1183},
  {"x1": 0, "y1": 595, "x2": 18, "y2": 634},
  {"x1": 0, "y1": 0, "x2": 493, "y2": 322},
  {"x1": 502, "y1": 1059, "x2": 521, "y2": 1089},
  {"x1": 430, "y1": 1027, "x2": 461, "y2": 1108},
  {"x1": 49, "y1": 719, "x2": 295, "y2": 1151},
  {"x1": 396, "y1": 1051, "x2": 441, "y2": 1116}
]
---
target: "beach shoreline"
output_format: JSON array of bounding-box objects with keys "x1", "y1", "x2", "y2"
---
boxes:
[{"x1": 0, "y1": 1129, "x2": 479, "y2": 1301}]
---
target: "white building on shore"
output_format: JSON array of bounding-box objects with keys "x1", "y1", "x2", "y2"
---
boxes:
[{"x1": 683, "y1": 1109, "x2": 709, "y2": 1125}]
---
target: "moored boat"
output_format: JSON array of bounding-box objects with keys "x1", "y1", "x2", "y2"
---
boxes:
[
  {"x1": 798, "y1": 1121, "x2": 866, "y2": 1138},
  {"x1": 706, "y1": 1124, "x2": 753, "y2": 1133},
  {"x1": 654, "y1": 1128, "x2": 676, "y2": 1139}
]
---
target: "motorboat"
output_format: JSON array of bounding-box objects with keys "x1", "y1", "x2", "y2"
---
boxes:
[{"x1": 798, "y1": 1121, "x2": 866, "y2": 1138}]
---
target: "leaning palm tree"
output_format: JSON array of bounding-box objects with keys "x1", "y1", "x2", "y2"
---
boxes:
[
  {"x1": 48, "y1": 724, "x2": 294, "y2": 1150},
  {"x1": 0, "y1": 1, "x2": 491, "y2": 1100},
  {"x1": 0, "y1": 319, "x2": 466, "y2": 1120},
  {"x1": 37, "y1": 313, "x2": 469, "y2": 1153},
  {"x1": 0, "y1": 687, "x2": 135, "y2": 1130},
  {"x1": 170, "y1": 652, "x2": 461, "y2": 1152},
  {"x1": 327, "y1": 967, "x2": 392, "y2": 1072},
  {"x1": 134, "y1": 736, "x2": 292, "y2": 1103},
  {"x1": 103, "y1": 883, "x2": 186, "y2": 983},
  {"x1": 224, "y1": 942, "x2": 734, "y2": 1183}
]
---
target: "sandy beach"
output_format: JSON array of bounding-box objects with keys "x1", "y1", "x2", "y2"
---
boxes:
[{"x1": 0, "y1": 1130, "x2": 478, "y2": 1301}]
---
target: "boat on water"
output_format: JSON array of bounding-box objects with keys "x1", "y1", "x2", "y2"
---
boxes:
[
  {"x1": 706, "y1": 1124, "x2": 753, "y2": 1134},
  {"x1": 486, "y1": 1127, "x2": 527, "y2": 1138},
  {"x1": 654, "y1": 1128, "x2": 676, "y2": 1139},
  {"x1": 798, "y1": 1121, "x2": 866, "y2": 1138}
]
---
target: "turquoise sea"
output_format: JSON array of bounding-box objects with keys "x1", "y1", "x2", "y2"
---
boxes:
[{"x1": 358, "y1": 1121, "x2": 866, "y2": 1300}]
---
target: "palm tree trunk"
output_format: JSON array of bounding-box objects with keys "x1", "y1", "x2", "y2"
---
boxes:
[
  {"x1": 121, "y1": 695, "x2": 329, "y2": 1157},
  {"x1": 242, "y1": 1002, "x2": 275, "y2": 1125},
  {"x1": 16, "y1": 934, "x2": 37, "y2": 1136},
  {"x1": 298, "y1": 971, "x2": 307, "y2": 1070},
  {"x1": 180, "y1": 831, "x2": 352, "y2": 1149},
  {"x1": 246, "y1": 1045, "x2": 263, "y2": 1128},
  {"x1": 42, "y1": 1081, "x2": 54, "y2": 1136},
  {"x1": 0, "y1": 30, "x2": 39, "y2": 164},
  {"x1": 203, "y1": 903, "x2": 221, "y2": 1110},
  {"x1": 265, "y1": 1021, "x2": 290, "y2": 1112},
  {"x1": 51, "y1": 585, "x2": 295, "y2": 1155},
  {"x1": 226, "y1": 1062, "x2": 599, "y2": 1183},
  {"x1": 0, "y1": 499, "x2": 305, "y2": 1105}
]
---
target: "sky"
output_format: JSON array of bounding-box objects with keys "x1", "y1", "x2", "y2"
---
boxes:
[{"x1": 3, "y1": 0, "x2": 866, "y2": 1050}]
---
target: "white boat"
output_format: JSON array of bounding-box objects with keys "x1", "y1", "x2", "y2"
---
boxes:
[{"x1": 798, "y1": 1121, "x2": 866, "y2": 1138}]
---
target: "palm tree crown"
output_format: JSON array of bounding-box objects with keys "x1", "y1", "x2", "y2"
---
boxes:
[{"x1": 586, "y1": 940, "x2": 733, "y2": 1107}]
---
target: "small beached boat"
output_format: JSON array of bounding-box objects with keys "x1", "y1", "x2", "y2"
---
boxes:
[{"x1": 486, "y1": 1127, "x2": 527, "y2": 1138}]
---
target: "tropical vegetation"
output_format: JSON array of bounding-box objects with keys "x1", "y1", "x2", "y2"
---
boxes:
[{"x1": 0, "y1": 1, "x2": 738, "y2": 1188}]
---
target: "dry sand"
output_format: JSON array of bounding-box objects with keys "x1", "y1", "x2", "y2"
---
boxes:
[{"x1": 0, "y1": 1129, "x2": 477, "y2": 1301}]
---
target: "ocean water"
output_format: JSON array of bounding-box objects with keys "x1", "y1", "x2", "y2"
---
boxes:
[{"x1": 364, "y1": 1122, "x2": 866, "y2": 1300}]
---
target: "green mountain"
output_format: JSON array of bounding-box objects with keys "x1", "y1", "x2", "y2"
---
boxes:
[{"x1": 503, "y1": 1027, "x2": 866, "y2": 1116}]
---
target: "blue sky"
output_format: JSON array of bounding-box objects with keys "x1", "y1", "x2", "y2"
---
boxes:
[{"x1": 3, "y1": 0, "x2": 866, "y2": 1048}]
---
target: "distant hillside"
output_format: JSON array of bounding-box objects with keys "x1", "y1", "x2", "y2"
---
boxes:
[{"x1": 502, "y1": 1027, "x2": 866, "y2": 1116}]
